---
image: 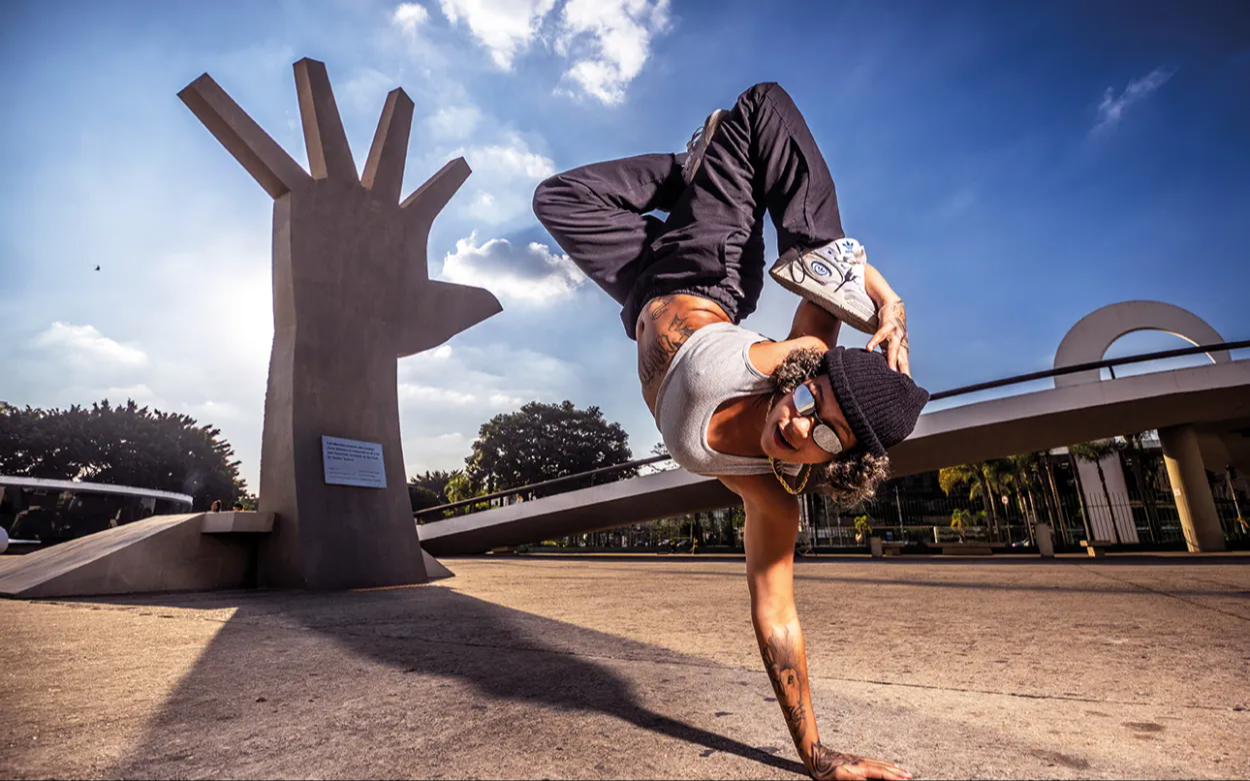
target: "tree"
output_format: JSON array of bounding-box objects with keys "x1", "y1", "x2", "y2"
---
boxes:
[
  {"x1": 1005, "y1": 453, "x2": 1045, "y2": 544},
  {"x1": 1070, "y1": 439, "x2": 1126, "y2": 545},
  {"x1": 950, "y1": 508, "x2": 984, "y2": 543},
  {"x1": 643, "y1": 441, "x2": 679, "y2": 474},
  {"x1": 1123, "y1": 432, "x2": 1161, "y2": 542},
  {"x1": 465, "y1": 400, "x2": 635, "y2": 498},
  {"x1": 853, "y1": 515, "x2": 873, "y2": 544},
  {"x1": 0, "y1": 399, "x2": 244, "y2": 510},
  {"x1": 939, "y1": 462, "x2": 1003, "y2": 540},
  {"x1": 408, "y1": 485, "x2": 443, "y2": 514},
  {"x1": 1039, "y1": 451, "x2": 1069, "y2": 534},
  {"x1": 408, "y1": 469, "x2": 456, "y2": 513}
]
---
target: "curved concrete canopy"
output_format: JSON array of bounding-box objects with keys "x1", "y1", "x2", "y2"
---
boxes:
[
  {"x1": 1054, "y1": 301, "x2": 1229, "y2": 388},
  {"x1": 0, "y1": 476, "x2": 193, "y2": 505},
  {"x1": 420, "y1": 358, "x2": 1250, "y2": 555}
]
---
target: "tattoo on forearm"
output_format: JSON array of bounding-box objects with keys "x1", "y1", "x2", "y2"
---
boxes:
[
  {"x1": 761, "y1": 627, "x2": 808, "y2": 749},
  {"x1": 885, "y1": 300, "x2": 908, "y2": 351}
]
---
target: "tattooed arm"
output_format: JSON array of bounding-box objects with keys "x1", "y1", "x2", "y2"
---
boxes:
[
  {"x1": 863, "y1": 264, "x2": 910, "y2": 376},
  {"x1": 725, "y1": 475, "x2": 912, "y2": 781}
]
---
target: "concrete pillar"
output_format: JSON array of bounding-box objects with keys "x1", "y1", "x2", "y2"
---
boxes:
[
  {"x1": 1035, "y1": 522, "x2": 1055, "y2": 558},
  {"x1": 1158, "y1": 425, "x2": 1225, "y2": 552}
]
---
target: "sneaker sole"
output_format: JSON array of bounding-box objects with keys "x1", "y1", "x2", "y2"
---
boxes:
[{"x1": 684, "y1": 109, "x2": 727, "y2": 185}]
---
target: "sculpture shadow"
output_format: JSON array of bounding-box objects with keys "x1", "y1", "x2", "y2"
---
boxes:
[{"x1": 105, "y1": 585, "x2": 808, "y2": 779}]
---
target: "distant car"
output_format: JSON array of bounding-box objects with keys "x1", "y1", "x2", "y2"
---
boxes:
[{"x1": 657, "y1": 538, "x2": 697, "y2": 553}]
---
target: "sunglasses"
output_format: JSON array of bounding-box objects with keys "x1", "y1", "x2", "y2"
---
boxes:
[{"x1": 792, "y1": 383, "x2": 844, "y2": 456}]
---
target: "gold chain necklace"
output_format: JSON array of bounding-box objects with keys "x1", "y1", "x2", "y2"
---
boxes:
[{"x1": 767, "y1": 392, "x2": 811, "y2": 495}]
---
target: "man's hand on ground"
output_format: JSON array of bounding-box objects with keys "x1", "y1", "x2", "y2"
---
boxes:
[
  {"x1": 865, "y1": 298, "x2": 910, "y2": 376},
  {"x1": 809, "y1": 743, "x2": 913, "y2": 781}
]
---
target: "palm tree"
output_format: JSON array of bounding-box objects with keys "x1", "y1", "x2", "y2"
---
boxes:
[
  {"x1": 1069, "y1": 439, "x2": 1127, "y2": 545},
  {"x1": 949, "y1": 508, "x2": 984, "y2": 543},
  {"x1": 1123, "y1": 431, "x2": 1161, "y2": 543},
  {"x1": 1006, "y1": 453, "x2": 1046, "y2": 544},
  {"x1": 1025, "y1": 451, "x2": 1060, "y2": 529},
  {"x1": 980, "y1": 460, "x2": 1011, "y2": 541},
  {"x1": 853, "y1": 515, "x2": 873, "y2": 544},
  {"x1": 940, "y1": 463, "x2": 1003, "y2": 540}
]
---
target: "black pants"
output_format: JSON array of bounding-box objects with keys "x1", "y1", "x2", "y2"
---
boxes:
[{"x1": 533, "y1": 82, "x2": 846, "y2": 338}]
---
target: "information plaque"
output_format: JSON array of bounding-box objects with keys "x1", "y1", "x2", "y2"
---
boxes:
[{"x1": 321, "y1": 436, "x2": 387, "y2": 488}]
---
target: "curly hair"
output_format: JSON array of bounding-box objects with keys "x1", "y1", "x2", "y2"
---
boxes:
[{"x1": 770, "y1": 347, "x2": 891, "y2": 504}]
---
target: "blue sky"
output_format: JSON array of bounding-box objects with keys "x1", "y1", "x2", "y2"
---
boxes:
[{"x1": 2, "y1": 0, "x2": 1248, "y2": 491}]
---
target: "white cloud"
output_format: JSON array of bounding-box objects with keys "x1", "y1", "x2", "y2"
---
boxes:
[
  {"x1": 424, "y1": 104, "x2": 482, "y2": 140},
  {"x1": 395, "y1": 339, "x2": 584, "y2": 474},
  {"x1": 488, "y1": 392, "x2": 526, "y2": 407},
  {"x1": 404, "y1": 431, "x2": 473, "y2": 475},
  {"x1": 557, "y1": 0, "x2": 671, "y2": 105},
  {"x1": 339, "y1": 68, "x2": 397, "y2": 116},
  {"x1": 393, "y1": 2, "x2": 431, "y2": 35},
  {"x1": 1095, "y1": 67, "x2": 1176, "y2": 131},
  {"x1": 93, "y1": 384, "x2": 163, "y2": 407},
  {"x1": 33, "y1": 323, "x2": 148, "y2": 369},
  {"x1": 450, "y1": 131, "x2": 556, "y2": 223},
  {"x1": 441, "y1": 231, "x2": 585, "y2": 303},
  {"x1": 428, "y1": 0, "x2": 670, "y2": 104},
  {"x1": 438, "y1": 0, "x2": 558, "y2": 69},
  {"x1": 182, "y1": 400, "x2": 244, "y2": 422},
  {"x1": 458, "y1": 133, "x2": 557, "y2": 179},
  {"x1": 399, "y1": 383, "x2": 478, "y2": 406}
]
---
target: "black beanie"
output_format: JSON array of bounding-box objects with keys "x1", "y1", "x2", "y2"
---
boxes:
[{"x1": 823, "y1": 347, "x2": 929, "y2": 457}]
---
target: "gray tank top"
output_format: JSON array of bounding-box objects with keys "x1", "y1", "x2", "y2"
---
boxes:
[{"x1": 654, "y1": 322, "x2": 803, "y2": 478}]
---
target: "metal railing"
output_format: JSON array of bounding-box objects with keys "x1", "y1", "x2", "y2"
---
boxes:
[
  {"x1": 415, "y1": 338, "x2": 1248, "y2": 519},
  {"x1": 928, "y1": 338, "x2": 1250, "y2": 401},
  {"x1": 414, "y1": 455, "x2": 671, "y2": 518}
]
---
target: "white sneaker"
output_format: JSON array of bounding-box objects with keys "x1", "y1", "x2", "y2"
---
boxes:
[{"x1": 769, "y1": 237, "x2": 879, "y2": 333}]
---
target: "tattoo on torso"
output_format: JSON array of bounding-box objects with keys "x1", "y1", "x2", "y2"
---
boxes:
[{"x1": 638, "y1": 297, "x2": 699, "y2": 393}]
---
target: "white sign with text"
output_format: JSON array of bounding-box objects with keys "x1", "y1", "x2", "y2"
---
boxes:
[{"x1": 321, "y1": 436, "x2": 387, "y2": 489}]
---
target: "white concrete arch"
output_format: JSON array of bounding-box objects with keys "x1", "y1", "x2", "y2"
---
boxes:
[{"x1": 1053, "y1": 301, "x2": 1230, "y2": 389}]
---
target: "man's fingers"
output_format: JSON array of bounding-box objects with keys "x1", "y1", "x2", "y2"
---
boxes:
[
  {"x1": 862, "y1": 761, "x2": 911, "y2": 781},
  {"x1": 857, "y1": 758, "x2": 912, "y2": 779},
  {"x1": 867, "y1": 324, "x2": 894, "y2": 354},
  {"x1": 887, "y1": 337, "x2": 901, "y2": 372},
  {"x1": 899, "y1": 348, "x2": 912, "y2": 378}
]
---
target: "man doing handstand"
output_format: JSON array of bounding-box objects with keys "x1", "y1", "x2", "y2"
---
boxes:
[{"x1": 534, "y1": 82, "x2": 926, "y2": 781}]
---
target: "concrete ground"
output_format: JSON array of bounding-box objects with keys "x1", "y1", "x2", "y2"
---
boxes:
[{"x1": 2, "y1": 553, "x2": 1248, "y2": 780}]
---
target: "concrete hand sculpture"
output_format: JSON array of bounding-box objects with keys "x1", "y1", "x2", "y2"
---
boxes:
[{"x1": 179, "y1": 58, "x2": 501, "y2": 589}]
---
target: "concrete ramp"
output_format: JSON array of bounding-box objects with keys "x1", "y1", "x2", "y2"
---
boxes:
[
  {"x1": 0, "y1": 513, "x2": 263, "y2": 599},
  {"x1": 419, "y1": 468, "x2": 731, "y2": 556},
  {"x1": 421, "y1": 549, "x2": 454, "y2": 581}
]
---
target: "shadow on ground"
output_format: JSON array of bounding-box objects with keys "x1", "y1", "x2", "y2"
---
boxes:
[{"x1": 101, "y1": 586, "x2": 809, "y2": 779}]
